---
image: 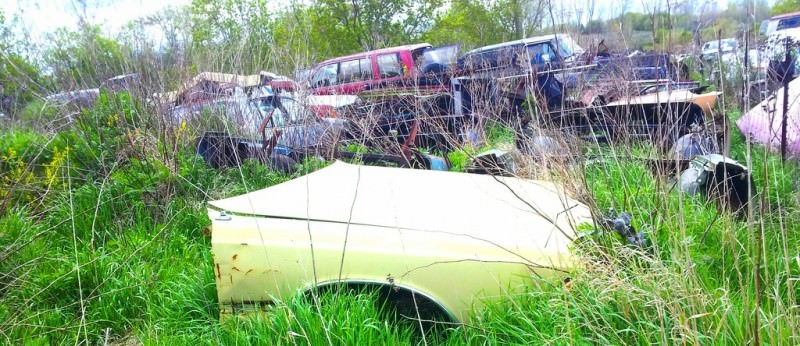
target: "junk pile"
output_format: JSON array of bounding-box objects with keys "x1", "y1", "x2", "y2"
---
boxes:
[{"x1": 646, "y1": 133, "x2": 755, "y2": 217}]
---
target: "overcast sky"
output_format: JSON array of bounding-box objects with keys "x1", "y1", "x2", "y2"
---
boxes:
[
  {"x1": 0, "y1": 0, "x2": 190, "y2": 39},
  {"x1": 0, "y1": 0, "x2": 778, "y2": 41}
]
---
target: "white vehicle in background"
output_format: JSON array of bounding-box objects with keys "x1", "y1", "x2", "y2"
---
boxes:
[
  {"x1": 700, "y1": 38, "x2": 738, "y2": 65},
  {"x1": 762, "y1": 11, "x2": 800, "y2": 36},
  {"x1": 699, "y1": 38, "x2": 739, "y2": 82},
  {"x1": 764, "y1": 27, "x2": 800, "y2": 81},
  {"x1": 765, "y1": 27, "x2": 800, "y2": 58}
]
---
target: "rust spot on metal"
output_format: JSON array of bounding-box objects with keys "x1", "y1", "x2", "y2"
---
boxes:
[
  {"x1": 245, "y1": 269, "x2": 254, "y2": 275},
  {"x1": 215, "y1": 263, "x2": 221, "y2": 279},
  {"x1": 232, "y1": 254, "x2": 238, "y2": 261}
]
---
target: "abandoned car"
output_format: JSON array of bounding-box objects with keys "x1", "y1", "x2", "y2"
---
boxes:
[
  {"x1": 453, "y1": 34, "x2": 722, "y2": 142},
  {"x1": 207, "y1": 161, "x2": 593, "y2": 322},
  {"x1": 194, "y1": 89, "x2": 347, "y2": 170},
  {"x1": 457, "y1": 34, "x2": 586, "y2": 82},
  {"x1": 195, "y1": 88, "x2": 449, "y2": 171},
  {"x1": 307, "y1": 43, "x2": 457, "y2": 95}
]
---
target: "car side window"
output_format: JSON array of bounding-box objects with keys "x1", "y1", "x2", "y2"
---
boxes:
[
  {"x1": 360, "y1": 58, "x2": 372, "y2": 79},
  {"x1": 495, "y1": 46, "x2": 519, "y2": 68},
  {"x1": 778, "y1": 16, "x2": 800, "y2": 31},
  {"x1": 377, "y1": 54, "x2": 403, "y2": 78},
  {"x1": 527, "y1": 43, "x2": 557, "y2": 66},
  {"x1": 463, "y1": 50, "x2": 497, "y2": 71},
  {"x1": 311, "y1": 63, "x2": 338, "y2": 88},
  {"x1": 339, "y1": 58, "x2": 372, "y2": 83}
]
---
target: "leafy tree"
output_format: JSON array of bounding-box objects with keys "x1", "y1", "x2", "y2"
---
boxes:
[
  {"x1": 43, "y1": 25, "x2": 130, "y2": 89},
  {"x1": 0, "y1": 54, "x2": 45, "y2": 117},
  {"x1": 268, "y1": 6, "x2": 358, "y2": 72},
  {"x1": 421, "y1": 0, "x2": 512, "y2": 49},
  {"x1": 134, "y1": 5, "x2": 193, "y2": 58},
  {"x1": 117, "y1": 6, "x2": 194, "y2": 92},
  {"x1": 315, "y1": 0, "x2": 442, "y2": 51},
  {"x1": 771, "y1": 0, "x2": 800, "y2": 15},
  {"x1": 0, "y1": 10, "x2": 46, "y2": 116},
  {"x1": 494, "y1": 0, "x2": 548, "y2": 38},
  {"x1": 0, "y1": 10, "x2": 11, "y2": 52},
  {"x1": 583, "y1": 19, "x2": 607, "y2": 34},
  {"x1": 268, "y1": 0, "x2": 445, "y2": 72},
  {"x1": 189, "y1": 0, "x2": 272, "y2": 72}
]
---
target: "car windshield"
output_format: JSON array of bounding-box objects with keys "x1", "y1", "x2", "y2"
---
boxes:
[
  {"x1": 554, "y1": 35, "x2": 584, "y2": 61},
  {"x1": 251, "y1": 97, "x2": 307, "y2": 128},
  {"x1": 279, "y1": 97, "x2": 307, "y2": 124},
  {"x1": 420, "y1": 45, "x2": 459, "y2": 72},
  {"x1": 721, "y1": 40, "x2": 736, "y2": 51}
]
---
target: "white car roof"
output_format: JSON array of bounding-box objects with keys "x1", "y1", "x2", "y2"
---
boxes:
[{"x1": 464, "y1": 34, "x2": 562, "y2": 55}]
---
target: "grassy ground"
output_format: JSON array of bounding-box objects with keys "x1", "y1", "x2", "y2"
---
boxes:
[{"x1": 1, "y1": 92, "x2": 799, "y2": 345}]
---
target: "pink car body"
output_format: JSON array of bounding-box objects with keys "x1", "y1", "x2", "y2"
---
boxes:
[{"x1": 308, "y1": 44, "x2": 434, "y2": 95}]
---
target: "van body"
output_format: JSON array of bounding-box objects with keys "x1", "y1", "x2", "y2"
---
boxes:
[{"x1": 308, "y1": 44, "x2": 433, "y2": 95}]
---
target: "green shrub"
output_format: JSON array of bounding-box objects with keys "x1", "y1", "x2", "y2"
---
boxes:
[{"x1": 19, "y1": 99, "x2": 61, "y2": 124}]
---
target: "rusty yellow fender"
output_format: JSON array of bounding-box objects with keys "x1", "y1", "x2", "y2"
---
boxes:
[{"x1": 207, "y1": 161, "x2": 594, "y2": 322}]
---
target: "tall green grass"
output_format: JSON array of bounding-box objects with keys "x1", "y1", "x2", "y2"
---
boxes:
[{"x1": 1, "y1": 89, "x2": 799, "y2": 345}]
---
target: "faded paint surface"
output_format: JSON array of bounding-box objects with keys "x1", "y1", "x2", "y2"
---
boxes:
[
  {"x1": 208, "y1": 162, "x2": 594, "y2": 322},
  {"x1": 737, "y1": 78, "x2": 800, "y2": 157}
]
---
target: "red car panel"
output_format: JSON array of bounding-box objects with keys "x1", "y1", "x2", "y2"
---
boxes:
[{"x1": 308, "y1": 44, "x2": 432, "y2": 95}]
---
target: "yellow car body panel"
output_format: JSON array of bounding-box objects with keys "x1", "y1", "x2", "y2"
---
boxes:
[{"x1": 208, "y1": 161, "x2": 593, "y2": 322}]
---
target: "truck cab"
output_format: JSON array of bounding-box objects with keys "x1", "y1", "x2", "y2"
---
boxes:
[{"x1": 458, "y1": 34, "x2": 584, "y2": 75}]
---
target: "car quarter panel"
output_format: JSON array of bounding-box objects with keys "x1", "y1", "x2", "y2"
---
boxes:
[
  {"x1": 210, "y1": 213, "x2": 571, "y2": 322},
  {"x1": 208, "y1": 162, "x2": 592, "y2": 322}
]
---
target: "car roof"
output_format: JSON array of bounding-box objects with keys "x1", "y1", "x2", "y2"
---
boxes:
[
  {"x1": 463, "y1": 34, "x2": 563, "y2": 55},
  {"x1": 772, "y1": 11, "x2": 800, "y2": 20},
  {"x1": 704, "y1": 38, "x2": 737, "y2": 43},
  {"x1": 315, "y1": 43, "x2": 432, "y2": 65}
]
